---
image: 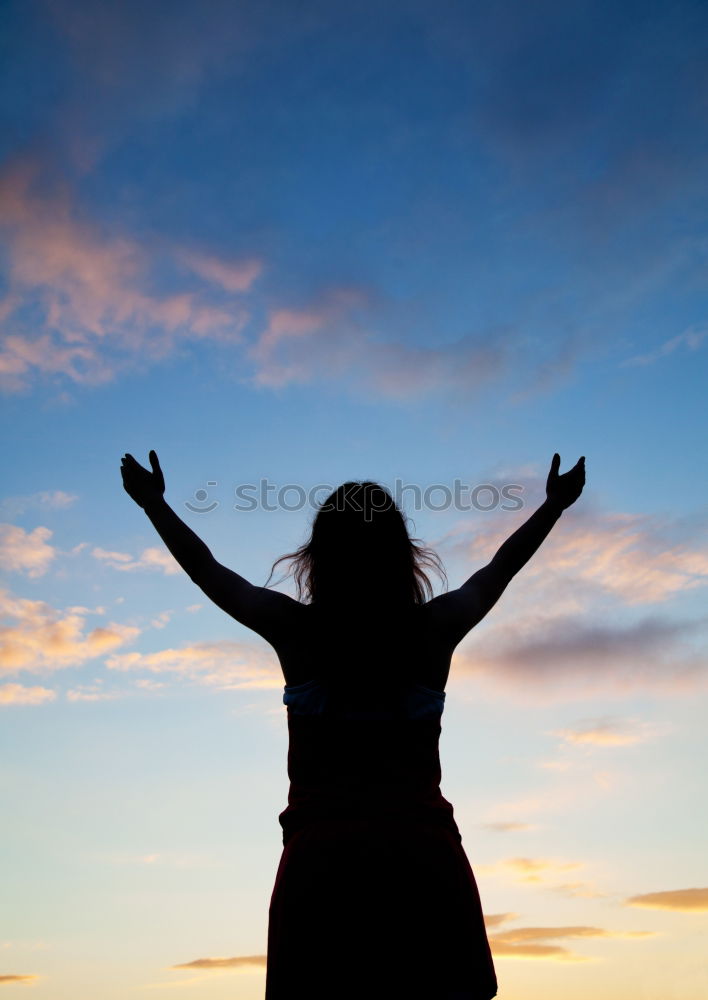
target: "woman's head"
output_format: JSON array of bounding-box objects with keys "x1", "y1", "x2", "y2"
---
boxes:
[{"x1": 266, "y1": 481, "x2": 446, "y2": 606}]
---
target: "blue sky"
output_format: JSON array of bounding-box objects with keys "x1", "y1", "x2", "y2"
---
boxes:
[{"x1": 1, "y1": 1, "x2": 707, "y2": 996}]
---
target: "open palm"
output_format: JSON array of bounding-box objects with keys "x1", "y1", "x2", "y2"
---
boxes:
[
  {"x1": 120, "y1": 450, "x2": 166, "y2": 509},
  {"x1": 546, "y1": 453, "x2": 585, "y2": 510}
]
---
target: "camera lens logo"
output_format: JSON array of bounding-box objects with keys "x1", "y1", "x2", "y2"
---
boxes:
[{"x1": 185, "y1": 482, "x2": 219, "y2": 513}]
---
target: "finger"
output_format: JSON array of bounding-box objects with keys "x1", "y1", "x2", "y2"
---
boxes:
[
  {"x1": 149, "y1": 450, "x2": 166, "y2": 491},
  {"x1": 551, "y1": 452, "x2": 561, "y2": 476}
]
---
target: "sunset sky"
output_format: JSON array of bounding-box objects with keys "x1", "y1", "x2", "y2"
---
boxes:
[{"x1": 1, "y1": 0, "x2": 708, "y2": 996}]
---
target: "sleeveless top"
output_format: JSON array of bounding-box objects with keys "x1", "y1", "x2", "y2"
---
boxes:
[{"x1": 277, "y1": 676, "x2": 460, "y2": 845}]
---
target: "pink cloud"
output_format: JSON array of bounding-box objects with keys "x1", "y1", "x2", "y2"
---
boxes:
[
  {"x1": 248, "y1": 288, "x2": 511, "y2": 397},
  {"x1": 0, "y1": 161, "x2": 258, "y2": 391}
]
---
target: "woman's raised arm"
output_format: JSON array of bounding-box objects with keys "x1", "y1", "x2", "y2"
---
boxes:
[
  {"x1": 427, "y1": 453, "x2": 585, "y2": 647},
  {"x1": 120, "y1": 451, "x2": 302, "y2": 643}
]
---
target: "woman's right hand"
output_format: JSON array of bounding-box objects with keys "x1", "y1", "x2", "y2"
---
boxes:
[
  {"x1": 545, "y1": 453, "x2": 585, "y2": 510},
  {"x1": 120, "y1": 450, "x2": 166, "y2": 510}
]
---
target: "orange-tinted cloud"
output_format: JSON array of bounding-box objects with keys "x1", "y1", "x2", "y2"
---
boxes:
[
  {"x1": 484, "y1": 912, "x2": 520, "y2": 928},
  {"x1": 553, "y1": 717, "x2": 657, "y2": 747},
  {"x1": 482, "y1": 821, "x2": 536, "y2": 833},
  {"x1": 0, "y1": 975, "x2": 38, "y2": 983},
  {"x1": 480, "y1": 856, "x2": 584, "y2": 884},
  {"x1": 481, "y1": 911, "x2": 653, "y2": 961},
  {"x1": 488, "y1": 923, "x2": 654, "y2": 961},
  {"x1": 173, "y1": 955, "x2": 266, "y2": 970},
  {"x1": 0, "y1": 682, "x2": 56, "y2": 706},
  {"x1": 106, "y1": 638, "x2": 279, "y2": 689},
  {"x1": 626, "y1": 888, "x2": 708, "y2": 912},
  {"x1": 0, "y1": 587, "x2": 139, "y2": 674}
]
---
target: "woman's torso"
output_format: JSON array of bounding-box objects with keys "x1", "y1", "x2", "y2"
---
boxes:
[
  {"x1": 270, "y1": 600, "x2": 461, "y2": 843},
  {"x1": 270, "y1": 599, "x2": 457, "y2": 692}
]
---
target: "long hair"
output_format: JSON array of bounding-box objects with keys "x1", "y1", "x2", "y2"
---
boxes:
[{"x1": 265, "y1": 481, "x2": 447, "y2": 606}]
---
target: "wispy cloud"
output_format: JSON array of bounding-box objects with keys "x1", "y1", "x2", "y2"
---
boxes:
[
  {"x1": 0, "y1": 490, "x2": 77, "y2": 518},
  {"x1": 626, "y1": 888, "x2": 708, "y2": 912},
  {"x1": 621, "y1": 326, "x2": 707, "y2": 367},
  {"x1": 0, "y1": 975, "x2": 39, "y2": 984},
  {"x1": 248, "y1": 289, "x2": 514, "y2": 399},
  {"x1": 0, "y1": 161, "x2": 259, "y2": 392},
  {"x1": 481, "y1": 821, "x2": 536, "y2": 834},
  {"x1": 172, "y1": 955, "x2": 266, "y2": 970},
  {"x1": 65, "y1": 682, "x2": 120, "y2": 702},
  {"x1": 92, "y1": 546, "x2": 180, "y2": 575}
]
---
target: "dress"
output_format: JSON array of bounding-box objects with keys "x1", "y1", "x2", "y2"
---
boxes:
[{"x1": 265, "y1": 676, "x2": 498, "y2": 999}]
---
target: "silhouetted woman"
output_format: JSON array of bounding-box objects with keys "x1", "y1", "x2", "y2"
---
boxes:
[{"x1": 121, "y1": 450, "x2": 585, "y2": 999}]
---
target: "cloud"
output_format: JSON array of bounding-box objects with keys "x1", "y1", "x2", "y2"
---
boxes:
[
  {"x1": 0, "y1": 490, "x2": 78, "y2": 518},
  {"x1": 0, "y1": 588, "x2": 139, "y2": 674},
  {"x1": 66, "y1": 683, "x2": 119, "y2": 702},
  {"x1": 106, "y1": 850, "x2": 212, "y2": 869},
  {"x1": 92, "y1": 546, "x2": 180, "y2": 575},
  {"x1": 248, "y1": 290, "x2": 514, "y2": 399},
  {"x1": 552, "y1": 717, "x2": 657, "y2": 747},
  {"x1": 150, "y1": 611, "x2": 173, "y2": 629},
  {"x1": 626, "y1": 888, "x2": 708, "y2": 913},
  {"x1": 0, "y1": 975, "x2": 39, "y2": 983},
  {"x1": 621, "y1": 325, "x2": 707, "y2": 367},
  {"x1": 173, "y1": 955, "x2": 266, "y2": 970},
  {"x1": 552, "y1": 882, "x2": 608, "y2": 900},
  {"x1": 134, "y1": 678, "x2": 166, "y2": 691},
  {"x1": 488, "y1": 923, "x2": 654, "y2": 961},
  {"x1": 106, "y1": 639, "x2": 279, "y2": 689},
  {"x1": 480, "y1": 857, "x2": 584, "y2": 885},
  {"x1": 0, "y1": 682, "x2": 56, "y2": 706},
  {"x1": 484, "y1": 912, "x2": 520, "y2": 929},
  {"x1": 482, "y1": 910, "x2": 653, "y2": 961},
  {"x1": 177, "y1": 251, "x2": 263, "y2": 293},
  {"x1": 0, "y1": 524, "x2": 56, "y2": 577},
  {"x1": 454, "y1": 611, "x2": 708, "y2": 700},
  {"x1": 441, "y1": 503, "x2": 708, "y2": 607},
  {"x1": 481, "y1": 821, "x2": 536, "y2": 833},
  {"x1": 0, "y1": 161, "x2": 259, "y2": 392}
]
